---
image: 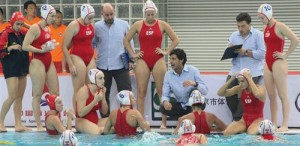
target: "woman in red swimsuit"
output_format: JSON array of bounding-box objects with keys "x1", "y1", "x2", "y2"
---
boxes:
[
  {"x1": 103, "y1": 90, "x2": 150, "y2": 136},
  {"x1": 218, "y1": 68, "x2": 266, "y2": 135},
  {"x1": 62, "y1": 4, "x2": 96, "y2": 111},
  {"x1": 44, "y1": 93, "x2": 73, "y2": 135},
  {"x1": 257, "y1": 4, "x2": 299, "y2": 132},
  {"x1": 23, "y1": 4, "x2": 59, "y2": 131},
  {"x1": 75, "y1": 69, "x2": 108, "y2": 134},
  {"x1": 173, "y1": 90, "x2": 227, "y2": 134},
  {"x1": 123, "y1": 0, "x2": 179, "y2": 129}
]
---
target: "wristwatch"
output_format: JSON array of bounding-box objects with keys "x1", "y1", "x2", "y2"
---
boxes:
[
  {"x1": 194, "y1": 81, "x2": 198, "y2": 87},
  {"x1": 244, "y1": 50, "x2": 248, "y2": 56}
]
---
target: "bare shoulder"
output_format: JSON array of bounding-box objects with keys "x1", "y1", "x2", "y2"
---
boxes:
[
  {"x1": 159, "y1": 20, "x2": 170, "y2": 28},
  {"x1": 28, "y1": 23, "x2": 39, "y2": 33},
  {"x1": 66, "y1": 20, "x2": 79, "y2": 30},
  {"x1": 76, "y1": 85, "x2": 89, "y2": 101},
  {"x1": 205, "y1": 111, "x2": 217, "y2": 119},
  {"x1": 132, "y1": 20, "x2": 143, "y2": 28}
]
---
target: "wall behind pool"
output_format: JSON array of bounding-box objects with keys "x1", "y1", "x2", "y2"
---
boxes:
[{"x1": 0, "y1": 72, "x2": 299, "y2": 127}]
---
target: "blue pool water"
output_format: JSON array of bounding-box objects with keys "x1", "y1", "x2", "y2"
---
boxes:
[{"x1": 0, "y1": 132, "x2": 299, "y2": 146}]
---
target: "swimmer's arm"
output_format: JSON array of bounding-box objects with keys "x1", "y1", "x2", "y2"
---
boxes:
[
  {"x1": 246, "y1": 76, "x2": 266, "y2": 101},
  {"x1": 103, "y1": 115, "x2": 114, "y2": 134},
  {"x1": 51, "y1": 116, "x2": 66, "y2": 134},
  {"x1": 134, "y1": 110, "x2": 151, "y2": 132},
  {"x1": 62, "y1": 21, "x2": 77, "y2": 67},
  {"x1": 99, "y1": 97, "x2": 108, "y2": 115},
  {"x1": 173, "y1": 114, "x2": 193, "y2": 134},
  {"x1": 76, "y1": 87, "x2": 95, "y2": 117},
  {"x1": 123, "y1": 21, "x2": 139, "y2": 57},
  {"x1": 278, "y1": 22, "x2": 299, "y2": 58},
  {"x1": 22, "y1": 25, "x2": 43, "y2": 53},
  {"x1": 161, "y1": 20, "x2": 179, "y2": 55},
  {"x1": 194, "y1": 134, "x2": 208, "y2": 145},
  {"x1": 217, "y1": 76, "x2": 239, "y2": 97},
  {"x1": 210, "y1": 113, "x2": 227, "y2": 131}
]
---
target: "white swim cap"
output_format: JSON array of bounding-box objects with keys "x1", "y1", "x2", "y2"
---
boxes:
[
  {"x1": 59, "y1": 130, "x2": 78, "y2": 146},
  {"x1": 88, "y1": 69, "x2": 103, "y2": 84},
  {"x1": 117, "y1": 90, "x2": 133, "y2": 106},
  {"x1": 258, "y1": 4, "x2": 273, "y2": 21},
  {"x1": 41, "y1": 4, "x2": 55, "y2": 20},
  {"x1": 143, "y1": 0, "x2": 158, "y2": 14},
  {"x1": 81, "y1": 4, "x2": 95, "y2": 21},
  {"x1": 189, "y1": 90, "x2": 205, "y2": 106},
  {"x1": 178, "y1": 119, "x2": 196, "y2": 135},
  {"x1": 258, "y1": 119, "x2": 275, "y2": 135},
  {"x1": 236, "y1": 68, "x2": 250, "y2": 78}
]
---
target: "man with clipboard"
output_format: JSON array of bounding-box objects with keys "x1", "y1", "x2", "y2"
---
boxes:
[{"x1": 220, "y1": 12, "x2": 266, "y2": 121}]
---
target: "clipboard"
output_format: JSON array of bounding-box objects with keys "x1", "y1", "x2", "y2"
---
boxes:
[{"x1": 220, "y1": 44, "x2": 243, "y2": 60}]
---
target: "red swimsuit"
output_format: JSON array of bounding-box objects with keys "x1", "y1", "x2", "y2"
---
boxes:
[
  {"x1": 114, "y1": 109, "x2": 137, "y2": 136},
  {"x1": 45, "y1": 112, "x2": 59, "y2": 135},
  {"x1": 241, "y1": 90, "x2": 264, "y2": 128},
  {"x1": 138, "y1": 20, "x2": 163, "y2": 71},
  {"x1": 31, "y1": 25, "x2": 52, "y2": 72},
  {"x1": 70, "y1": 21, "x2": 94, "y2": 66},
  {"x1": 193, "y1": 111, "x2": 210, "y2": 134},
  {"x1": 264, "y1": 23, "x2": 285, "y2": 72},
  {"x1": 76, "y1": 85, "x2": 102, "y2": 124}
]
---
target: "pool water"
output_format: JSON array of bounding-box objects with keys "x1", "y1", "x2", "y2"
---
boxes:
[{"x1": 0, "y1": 132, "x2": 299, "y2": 146}]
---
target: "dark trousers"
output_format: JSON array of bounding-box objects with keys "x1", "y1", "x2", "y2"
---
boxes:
[
  {"x1": 98, "y1": 68, "x2": 132, "y2": 117},
  {"x1": 159, "y1": 102, "x2": 192, "y2": 120},
  {"x1": 225, "y1": 75, "x2": 262, "y2": 121}
]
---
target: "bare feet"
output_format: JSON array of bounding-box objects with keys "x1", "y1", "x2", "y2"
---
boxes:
[
  {"x1": 276, "y1": 126, "x2": 288, "y2": 132},
  {"x1": 36, "y1": 126, "x2": 45, "y2": 132},
  {"x1": 0, "y1": 124, "x2": 7, "y2": 132},
  {"x1": 15, "y1": 125, "x2": 32, "y2": 132},
  {"x1": 160, "y1": 124, "x2": 167, "y2": 129}
]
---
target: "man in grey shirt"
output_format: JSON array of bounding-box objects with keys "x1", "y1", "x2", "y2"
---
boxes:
[{"x1": 93, "y1": 3, "x2": 134, "y2": 117}]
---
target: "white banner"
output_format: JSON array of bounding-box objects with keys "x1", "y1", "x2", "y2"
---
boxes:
[{"x1": 0, "y1": 74, "x2": 299, "y2": 127}]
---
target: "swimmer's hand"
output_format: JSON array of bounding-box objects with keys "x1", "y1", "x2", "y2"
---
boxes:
[{"x1": 155, "y1": 47, "x2": 168, "y2": 56}]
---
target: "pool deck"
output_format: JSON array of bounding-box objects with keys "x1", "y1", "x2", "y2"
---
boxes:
[{"x1": 4, "y1": 127, "x2": 300, "y2": 134}]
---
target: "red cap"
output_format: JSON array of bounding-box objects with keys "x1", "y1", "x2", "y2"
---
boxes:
[
  {"x1": 45, "y1": 94, "x2": 59, "y2": 111},
  {"x1": 10, "y1": 11, "x2": 24, "y2": 26}
]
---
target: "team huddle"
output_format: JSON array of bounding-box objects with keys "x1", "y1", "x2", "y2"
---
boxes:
[{"x1": 0, "y1": 0, "x2": 298, "y2": 145}]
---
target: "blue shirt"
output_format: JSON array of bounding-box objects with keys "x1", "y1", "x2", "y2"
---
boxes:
[
  {"x1": 228, "y1": 27, "x2": 266, "y2": 77},
  {"x1": 93, "y1": 18, "x2": 134, "y2": 70},
  {"x1": 162, "y1": 65, "x2": 208, "y2": 108}
]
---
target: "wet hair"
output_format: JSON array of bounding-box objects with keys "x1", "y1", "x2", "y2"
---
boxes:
[
  {"x1": 0, "y1": 8, "x2": 3, "y2": 15},
  {"x1": 56, "y1": 10, "x2": 62, "y2": 15},
  {"x1": 236, "y1": 12, "x2": 251, "y2": 24},
  {"x1": 169, "y1": 48, "x2": 187, "y2": 66},
  {"x1": 24, "y1": 1, "x2": 37, "y2": 10}
]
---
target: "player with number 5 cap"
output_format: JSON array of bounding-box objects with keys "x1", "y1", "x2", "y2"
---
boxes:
[
  {"x1": 257, "y1": 3, "x2": 299, "y2": 132},
  {"x1": 218, "y1": 68, "x2": 266, "y2": 135}
]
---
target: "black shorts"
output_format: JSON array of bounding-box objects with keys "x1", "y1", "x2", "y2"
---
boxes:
[
  {"x1": 159, "y1": 102, "x2": 192, "y2": 120},
  {"x1": 1, "y1": 50, "x2": 29, "y2": 79}
]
